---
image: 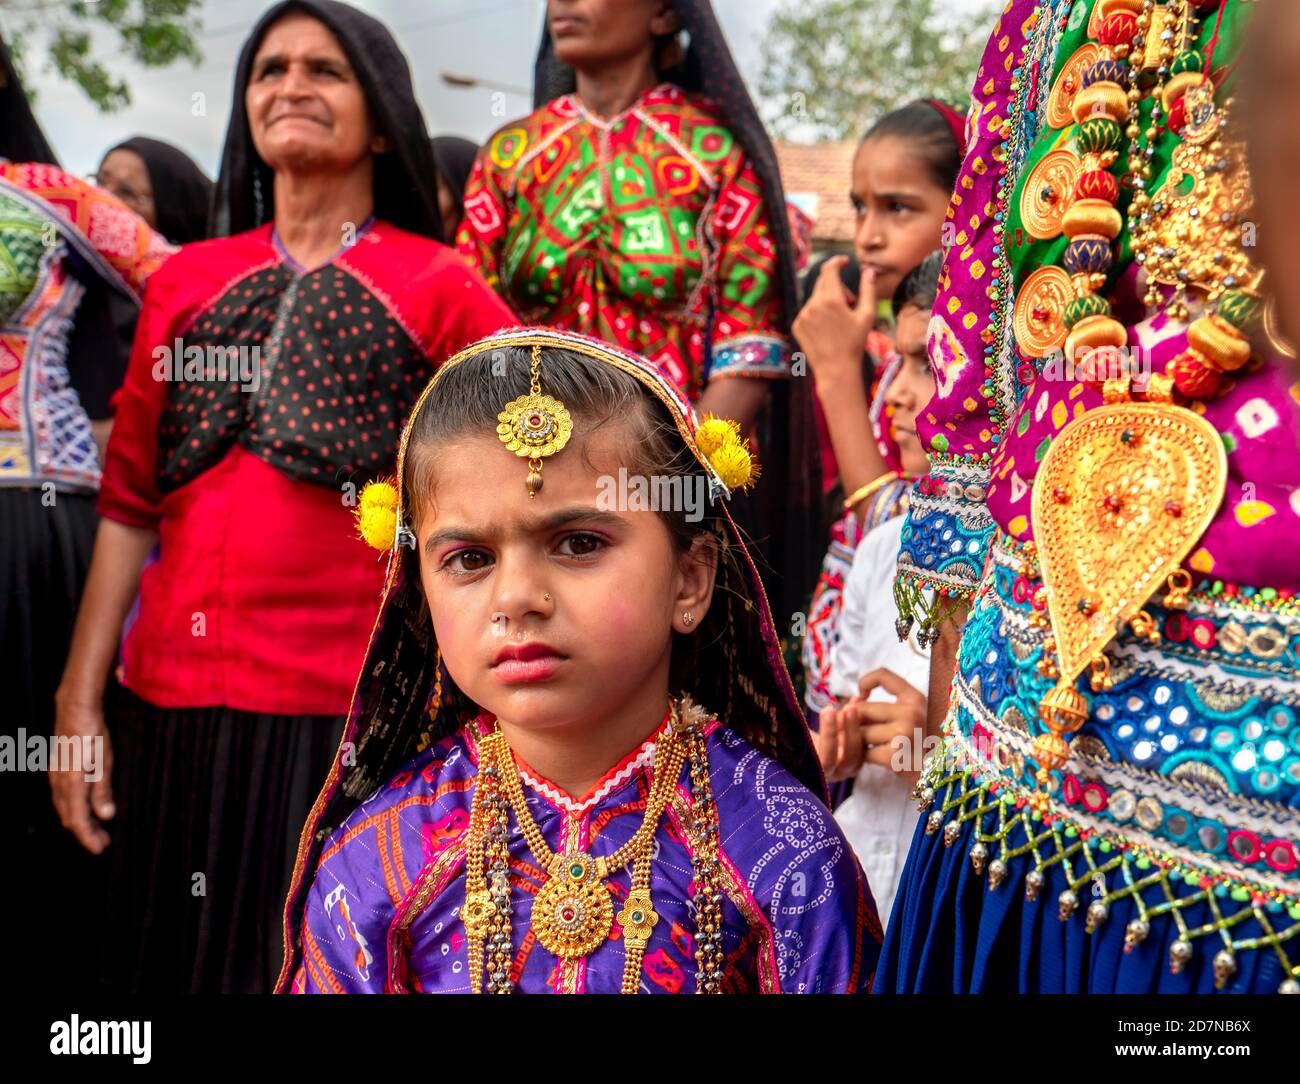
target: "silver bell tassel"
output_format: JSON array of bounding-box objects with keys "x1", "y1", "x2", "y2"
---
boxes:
[
  {"x1": 1085, "y1": 899, "x2": 1109, "y2": 933},
  {"x1": 969, "y1": 842, "x2": 988, "y2": 875},
  {"x1": 987, "y1": 858, "x2": 1008, "y2": 890},
  {"x1": 1058, "y1": 888, "x2": 1079, "y2": 920},
  {"x1": 1168, "y1": 938, "x2": 1193, "y2": 974},
  {"x1": 1025, "y1": 869, "x2": 1044, "y2": 902},
  {"x1": 1213, "y1": 948, "x2": 1237, "y2": 990},
  {"x1": 1123, "y1": 918, "x2": 1149, "y2": 952}
]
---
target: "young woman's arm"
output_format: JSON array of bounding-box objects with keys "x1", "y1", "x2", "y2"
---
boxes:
[{"x1": 51, "y1": 518, "x2": 157, "y2": 853}]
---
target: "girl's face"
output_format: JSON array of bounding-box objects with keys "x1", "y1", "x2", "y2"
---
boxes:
[
  {"x1": 884, "y1": 304, "x2": 937, "y2": 477},
  {"x1": 245, "y1": 13, "x2": 380, "y2": 176},
  {"x1": 414, "y1": 425, "x2": 716, "y2": 734},
  {"x1": 851, "y1": 134, "x2": 951, "y2": 301}
]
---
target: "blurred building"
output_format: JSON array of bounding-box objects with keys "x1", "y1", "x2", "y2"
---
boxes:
[{"x1": 774, "y1": 140, "x2": 857, "y2": 264}]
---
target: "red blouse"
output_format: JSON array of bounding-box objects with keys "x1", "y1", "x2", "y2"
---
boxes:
[{"x1": 100, "y1": 221, "x2": 516, "y2": 715}]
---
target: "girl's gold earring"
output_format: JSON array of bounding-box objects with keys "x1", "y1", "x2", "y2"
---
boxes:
[{"x1": 682, "y1": 611, "x2": 695, "y2": 627}]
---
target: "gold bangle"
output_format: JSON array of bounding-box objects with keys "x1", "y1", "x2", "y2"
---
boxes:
[{"x1": 843, "y1": 471, "x2": 900, "y2": 514}]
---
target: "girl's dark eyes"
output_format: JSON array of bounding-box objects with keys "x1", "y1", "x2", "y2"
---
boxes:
[
  {"x1": 442, "y1": 548, "x2": 492, "y2": 574},
  {"x1": 437, "y1": 534, "x2": 606, "y2": 576},
  {"x1": 557, "y1": 532, "x2": 605, "y2": 557}
]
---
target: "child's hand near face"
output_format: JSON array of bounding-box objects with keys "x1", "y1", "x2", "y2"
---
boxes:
[
  {"x1": 816, "y1": 667, "x2": 927, "y2": 785},
  {"x1": 793, "y1": 256, "x2": 878, "y2": 398}
]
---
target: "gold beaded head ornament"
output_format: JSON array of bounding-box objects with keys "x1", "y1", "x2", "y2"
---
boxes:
[
  {"x1": 495, "y1": 343, "x2": 573, "y2": 497},
  {"x1": 353, "y1": 330, "x2": 758, "y2": 552}
]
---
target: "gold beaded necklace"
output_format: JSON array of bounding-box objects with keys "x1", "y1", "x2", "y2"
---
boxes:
[{"x1": 463, "y1": 705, "x2": 687, "y2": 994}]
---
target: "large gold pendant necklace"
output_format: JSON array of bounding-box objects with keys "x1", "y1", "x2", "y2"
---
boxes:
[{"x1": 463, "y1": 705, "x2": 686, "y2": 994}]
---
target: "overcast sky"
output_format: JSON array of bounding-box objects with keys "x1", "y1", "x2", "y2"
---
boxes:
[{"x1": 19, "y1": 0, "x2": 984, "y2": 179}]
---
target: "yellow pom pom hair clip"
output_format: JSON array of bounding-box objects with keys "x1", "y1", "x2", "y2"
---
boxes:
[
  {"x1": 695, "y1": 414, "x2": 760, "y2": 493},
  {"x1": 355, "y1": 478, "x2": 400, "y2": 551}
]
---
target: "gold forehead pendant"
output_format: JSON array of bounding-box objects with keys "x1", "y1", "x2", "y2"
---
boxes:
[{"x1": 495, "y1": 343, "x2": 573, "y2": 498}]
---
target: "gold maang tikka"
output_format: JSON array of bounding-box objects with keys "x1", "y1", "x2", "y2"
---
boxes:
[{"x1": 495, "y1": 343, "x2": 573, "y2": 497}]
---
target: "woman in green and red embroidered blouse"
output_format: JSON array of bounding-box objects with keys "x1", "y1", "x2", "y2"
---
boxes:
[
  {"x1": 457, "y1": 0, "x2": 823, "y2": 625},
  {"x1": 458, "y1": 0, "x2": 796, "y2": 432}
]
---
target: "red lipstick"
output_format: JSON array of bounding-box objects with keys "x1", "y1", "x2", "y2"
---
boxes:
[{"x1": 491, "y1": 642, "x2": 566, "y2": 684}]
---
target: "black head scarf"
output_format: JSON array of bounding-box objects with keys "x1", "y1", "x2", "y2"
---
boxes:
[
  {"x1": 103, "y1": 136, "x2": 213, "y2": 245},
  {"x1": 211, "y1": 0, "x2": 443, "y2": 241},
  {"x1": 534, "y1": 0, "x2": 825, "y2": 631},
  {"x1": 0, "y1": 36, "x2": 56, "y2": 165},
  {"x1": 430, "y1": 135, "x2": 478, "y2": 208}
]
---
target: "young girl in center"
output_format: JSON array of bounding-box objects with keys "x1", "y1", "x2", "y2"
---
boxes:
[{"x1": 277, "y1": 327, "x2": 878, "y2": 994}]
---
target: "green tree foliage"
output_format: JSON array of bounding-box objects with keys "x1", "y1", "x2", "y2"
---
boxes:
[
  {"x1": 3, "y1": 0, "x2": 202, "y2": 112},
  {"x1": 759, "y1": 0, "x2": 999, "y2": 140}
]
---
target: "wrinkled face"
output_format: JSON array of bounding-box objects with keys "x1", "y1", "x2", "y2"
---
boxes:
[
  {"x1": 414, "y1": 423, "x2": 714, "y2": 732},
  {"x1": 96, "y1": 149, "x2": 156, "y2": 228},
  {"x1": 546, "y1": 0, "x2": 677, "y2": 71},
  {"x1": 851, "y1": 135, "x2": 951, "y2": 301},
  {"x1": 884, "y1": 305, "x2": 937, "y2": 476},
  {"x1": 245, "y1": 12, "x2": 379, "y2": 175}
]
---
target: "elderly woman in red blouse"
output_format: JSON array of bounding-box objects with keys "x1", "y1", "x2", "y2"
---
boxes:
[{"x1": 52, "y1": 0, "x2": 514, "y2": 993}]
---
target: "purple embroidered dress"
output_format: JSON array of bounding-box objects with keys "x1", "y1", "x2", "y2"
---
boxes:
[
  {"x1": 291, "y1": 714, "x2": 872, "y2": 993},
  {"x1": 278, "y1": 327, "x2": 880, "y2": 994}
]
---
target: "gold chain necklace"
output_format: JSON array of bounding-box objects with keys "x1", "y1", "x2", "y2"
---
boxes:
[{"x1": 463, "y1": 705, "x2": 686, "y2": 993}]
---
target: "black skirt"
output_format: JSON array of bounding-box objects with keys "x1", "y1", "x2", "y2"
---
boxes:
[
  {"x1": 0, "y1": 486, "x2": 112, "y2": 992},
  {"x1": 102, "y1": 688, "x2": 344, "y2": 993}
]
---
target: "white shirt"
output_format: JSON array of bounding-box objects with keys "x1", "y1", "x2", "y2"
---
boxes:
[{"x1": 826, "y1": 514, "x2": 931, "y2": 926}]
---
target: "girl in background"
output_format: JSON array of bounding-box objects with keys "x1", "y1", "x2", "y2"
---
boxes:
[
  {"x1": 815, "y1": 252, "x2": 941, "y2": 925},
  {"x1": 794, "y1": 101, "x2": 963, "y2": 720}
]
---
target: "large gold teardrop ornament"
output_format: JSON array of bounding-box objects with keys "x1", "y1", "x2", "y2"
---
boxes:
[{"x1": 1030, "y1": 390, "x2": 1227, "y2": 687}]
